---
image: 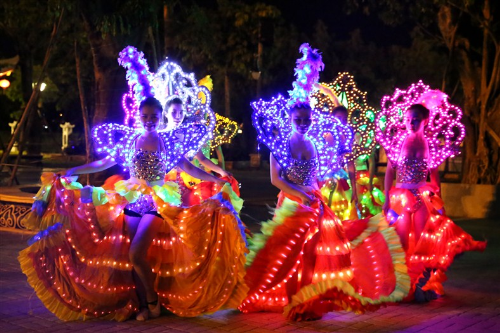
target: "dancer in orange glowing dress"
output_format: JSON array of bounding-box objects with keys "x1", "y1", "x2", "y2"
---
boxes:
[{"x1": 18, "y1": 47, "x2": 248, "y2": 322}]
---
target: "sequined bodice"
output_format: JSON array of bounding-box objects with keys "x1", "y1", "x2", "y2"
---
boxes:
[
  {"x1": 396, "y1": 156, "x2": 428, "y2": 184},
  {"x1": 129, "y1": 149, "x2": 167, "y2": 182},
  {"x1": 284, "y1": 157, "x2": 318, "y2": 186}
]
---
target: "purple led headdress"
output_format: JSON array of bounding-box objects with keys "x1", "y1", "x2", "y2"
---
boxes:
[
  {"x1": 252, "y1": 44, "x2": 352, "y2": 177},
  {"x1": 91, "y1": 46, "x2": 214, "y2": 170},
  {"x1": 118, "y1": 47, "x2": 154, "y2": 128},
  {"x1": 376, "y1": 81, "x2": 466, "y2": 168},
  {"x1": 287, "y1": 43, "x2": 324, "y2": 107}
]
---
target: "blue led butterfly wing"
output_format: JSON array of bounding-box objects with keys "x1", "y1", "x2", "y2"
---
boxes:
[
  {"x1": 92, "y1": 123, "x2": 138, "y2": 166},
  {"x1": 160, "y1": 123, "x2": 208, "y2": 172},
  {"x1": 251, "y1": 95, "x2": 293, "y2": 169}
]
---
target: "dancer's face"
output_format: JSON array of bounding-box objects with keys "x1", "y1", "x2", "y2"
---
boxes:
[
  {"x1": 405, "y1": 108, "x2": 427, "y2": 133},
  {"x1": 290, "y1": 107, "x2": 312, "y2": 135},
  {"x1": 140, "y1": 106, "x2": 161, "y2": 132},
  {"x1": 166, "y1": 103, "x2": 185, "y2": 128},
  {"x1": 333, "y1": 110, "x2": 348, "y2": 125}
]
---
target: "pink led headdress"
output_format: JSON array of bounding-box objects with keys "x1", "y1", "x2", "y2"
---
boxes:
[
  {"x1": 376, "y1": 81, "x2": 466, "y2": 168},
  {"x1": 311, "y1": 72, "x2": 378, "y2": 163}
]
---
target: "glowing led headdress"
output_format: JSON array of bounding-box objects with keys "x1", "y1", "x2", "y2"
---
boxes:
[
  {"x1": 195, "y1": 75, "x2": 239, "y2": 151},
  {"x1": 118, "y1": 46, "x2": 215, "y2": 136},
  {"x1": 287, "y1": 43, "x2": 324, "y2": 107},
  {"x1": 211, "y1": 113, "x2": 239, "y2": 151},
  {"x1": 252, "y1": 44, "x2": 352, "y2": 177},
  {"x1": 311, "y1": 72, "x2": 378, "y2": 163},
  {"x1": 92, "y1": 46, "x2": 213, "y2": 169},
  {"x1": 376, "y1": 81, "x2": 465, "y2": 168},
  {"x1": 118, "y1": 47, "x2": 154, "y2": 128}
]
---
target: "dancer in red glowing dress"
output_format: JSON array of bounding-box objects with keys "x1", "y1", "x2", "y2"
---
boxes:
[
  {"x1": 239, "y1": 44, "x2": 410, "y2": 321},
  {"x1": 377, "y1": 83, "x2": 486, "y2": 302}
]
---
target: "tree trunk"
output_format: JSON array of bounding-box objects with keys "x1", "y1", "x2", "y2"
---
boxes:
[
  {"x1": 75, "y1": 40, "x2": 91, "y2": 185},
  {"x1": 163, "y1": 5, "x2": 172, "y2": 58},
  {"x1": 0, "y1": 10, "x2": 64, "y2": 175},
  {"x1": 81, "y1": 17, "x2": 126, "y2": 126},
  {"x1": 224, "y1": 71, "x2": 231, "y2": 117}
]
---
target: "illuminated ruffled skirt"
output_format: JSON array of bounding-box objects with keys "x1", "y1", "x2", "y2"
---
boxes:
[
  {"x1": 321, "y1": 171, "x2": 385, "y2": 220},
  {"x1": 239, "y1": 190, "x2": 409, "y2": 320},
  {"x1": 165, "y1": 169, "x2": 240, "y2": 207},
  {"x1": 18, "y1": 173, "x2": 248, "y2": 321},
  {"x1": 388, "y1": 185, "x2": 486, "y2": 300}
]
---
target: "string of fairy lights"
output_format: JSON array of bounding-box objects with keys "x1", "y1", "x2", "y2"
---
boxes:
[
  {"x1": 210, "y1": 113, "x2": 239, "y2": 151},
  {"x1": 311, "y1": 72, "x2": 378, "y2": 163}
]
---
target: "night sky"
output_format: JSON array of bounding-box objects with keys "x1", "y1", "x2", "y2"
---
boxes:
[{"x1": 268, "y1": 0, "x2": 412, "y2": 46}]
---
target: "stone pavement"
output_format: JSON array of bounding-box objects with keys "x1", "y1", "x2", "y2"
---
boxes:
[{"x1": 1, "y1": 216, "x2": 499, "y2": 333}]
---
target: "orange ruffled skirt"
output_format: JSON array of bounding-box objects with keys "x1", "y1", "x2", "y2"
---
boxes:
[
  {"x1": 388, "y1": 185, "x2": 486, "y2": 299},
  {"x1": 239, "y1": 190, "x2": 409, "y2": 320},
  {"x1": 18, "y1": 174, "x2": 248, "y2": 321}
]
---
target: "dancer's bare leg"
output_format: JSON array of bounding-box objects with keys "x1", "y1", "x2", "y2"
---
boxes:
[
  {"x1": 413, "y1": 204, "x2": 429, "y2": 246},
  {"x1": 129, "y1": 214, "x2": 163, "y2": 304},
  {"x1": 125, "y1": 215, "x2": 147, "y2": 308},
  {"x1": 395, "y1": 212, "x2": 412, "y2": 251}
]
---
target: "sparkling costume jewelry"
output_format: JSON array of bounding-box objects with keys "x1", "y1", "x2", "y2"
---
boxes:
[{"x1": 284, "y1": 155, "x2": 318, "y2": 186}]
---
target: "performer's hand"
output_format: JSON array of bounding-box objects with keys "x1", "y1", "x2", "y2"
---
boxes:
[
  {"x1": 299, "y1": 192, "x2": 313, "y2": 207},
  {"x1": 219, "y1": 170, "x2": 232, "y2": 178},
  {"x1": 244, "y1": 227, "x2": 254, "y2": 238},
  {"x1": 382, "y1": 201, "x2": 390, "y2": 217},
  {"x1": 58, "y1": 168, "x2": 74, "y2": 177},
  {"x1": 215, "y1": 179, "x2": 227, "y2": 187}
]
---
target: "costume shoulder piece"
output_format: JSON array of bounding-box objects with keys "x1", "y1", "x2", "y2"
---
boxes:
[
  {"x1": 92, "y1": 123, "x2": 138, "y2": 166},
  {"x1": 376, "y1": 81, "x2": 465, "y2": 168},
  {"x1": 160, "y1": 123, "x2": 208, "y2": 161},
  {"x1": 252, "y1": 95, "x2": 293, "y2": 169},
  {"x1": 308, "y1": 112, "x2": 353, "y2": 177}
]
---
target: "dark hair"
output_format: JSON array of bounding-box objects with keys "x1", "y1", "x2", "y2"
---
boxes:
[
  {"x1": 166, "y1": 97, "x2": 183, "y2": 109},
  {"x1": 332, "y1": 105, "x2": 348, "y2": 116},
  {"x1": 408, "y1": 104, "x2": 430, "y2": 120},
  {"x1": 289, "y1": 101, "x2": 312, "y2": 115},
  {"x1": 139, "y1": 96, "x2": 162, "y2": 111}
]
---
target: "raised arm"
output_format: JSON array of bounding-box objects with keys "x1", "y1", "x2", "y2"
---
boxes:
[
  {"x1": 382, "y1": 159, "x2": 395, "y2": 216},
  {"x1": 178, "y1": 156, "x2": 226, "y2": 186},
  {"x1": 64, "y1": 156, "x2": 117, "y2": 176},
  {"x1": 270, "y1": 153, "x2": 312, "y2": 206},
  {"x1": 194, "y1": 151, "x2": 230, "y2": 177}
]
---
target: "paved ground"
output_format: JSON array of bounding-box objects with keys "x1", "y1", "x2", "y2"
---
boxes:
[{"x1": 1, "y1": 169, "x2": 500, "y2": 332}]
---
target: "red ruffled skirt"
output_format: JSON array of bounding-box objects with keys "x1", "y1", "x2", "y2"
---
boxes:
[
  {"x1": 388, "y1": 185, "x2": 486, "y2": 299},
  {"x1": 239, "y1": 190, "x2": 409, "y2": 320},
  {"x1": 19, "y1": 174, "x2": 248, "y2": 321},
  {"x1": 165, "y1": 169, "x2": 240, "y2": 206}
]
